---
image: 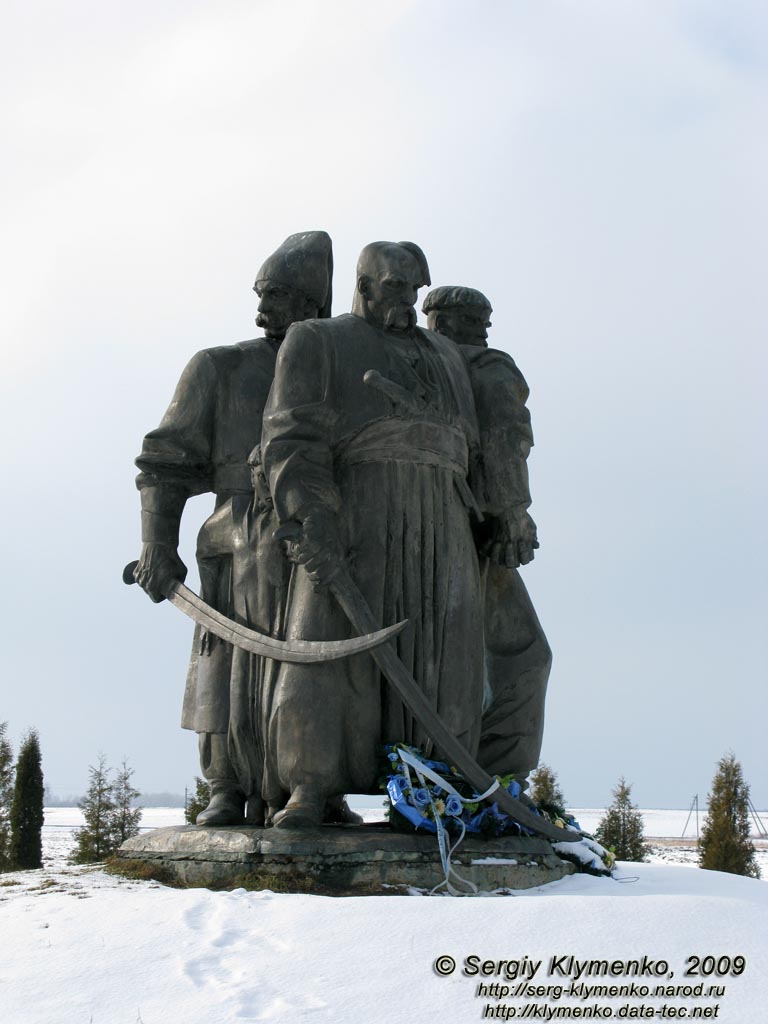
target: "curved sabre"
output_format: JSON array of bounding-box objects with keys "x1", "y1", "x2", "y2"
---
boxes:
[{"x1": 123, "y1": 561, "x2": 407, "y2": 663}]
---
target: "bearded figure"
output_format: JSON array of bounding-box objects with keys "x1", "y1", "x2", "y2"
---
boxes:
[{"x1": 260, "y1": 241, "x2": 486, "y2": 829}]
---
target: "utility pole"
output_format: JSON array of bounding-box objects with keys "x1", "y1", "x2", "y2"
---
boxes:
[{"x1": 681, "y1": 794, "x2": 699, "y2": 839}]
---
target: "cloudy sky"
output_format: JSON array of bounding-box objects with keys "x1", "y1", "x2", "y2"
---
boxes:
[{"x1": 1, "y1": 0, "x2": 765, "y2": 807}]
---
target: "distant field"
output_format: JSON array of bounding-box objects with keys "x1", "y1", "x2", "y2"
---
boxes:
[
  {"x1": 43, "y1": 803, "x2": 768, "y2": 837},
  {"x1": 43, "y1": 804, "x2": 767, "y2": 876}
]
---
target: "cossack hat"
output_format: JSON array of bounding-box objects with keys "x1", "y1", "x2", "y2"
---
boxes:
[
  {"x1": 254, "y1": 230, "x2": 333, "y2": 318},
  {"x1": 422, "y1": 285, "x2": 492, "y2": 318}
]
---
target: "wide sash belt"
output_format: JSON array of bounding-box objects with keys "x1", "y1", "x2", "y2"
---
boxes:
[
  {"x1": 336, "y1": 418, "x2": 468, "y2": 475},
  {"x1": 335, "y1": 418, "x2": 482, "y2": 519}
]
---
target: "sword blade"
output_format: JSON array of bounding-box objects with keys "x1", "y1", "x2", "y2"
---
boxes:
[
  {"x1": 329, "y1": 568, "x2": 574, "y2": 843},
  {"x1": 168, "y1": 580, "x2": 407, "y2": 664},
  {"x1": 123, "y1": 560, "x2": 407, "y2": 663}
]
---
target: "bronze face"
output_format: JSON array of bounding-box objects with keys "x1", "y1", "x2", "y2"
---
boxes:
[
  {"x1": 255, "y1": 280, "x2": 316, "y2": 341},
  {"x1": 431, "y1": 305, "x2": 491, "y2": 347},
  {"x1": 358, "y1": 248, "x2": 422, "y2": 333}
]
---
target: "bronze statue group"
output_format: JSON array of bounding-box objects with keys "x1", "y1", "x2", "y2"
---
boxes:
[{"x1": 134, "y1": 232, "x2": 551, "y2": 832}]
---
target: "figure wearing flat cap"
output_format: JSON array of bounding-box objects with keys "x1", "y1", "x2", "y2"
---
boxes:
[
  {"x1": 261, "y1": 242, "x2": 486, "y2": 829},
  {"x1": 134, "y1": 231, "x2": 333, "y2": 826},
  {"x1": 423, "y1": 286, "x2": 552, "y2": 790}
]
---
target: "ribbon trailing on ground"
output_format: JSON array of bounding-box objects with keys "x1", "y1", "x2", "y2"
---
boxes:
[{"x1": 395, "y1": 747, "x2": 477, "y2": 895}]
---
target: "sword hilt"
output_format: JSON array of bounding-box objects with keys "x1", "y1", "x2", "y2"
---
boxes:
[
  {"x1": 122, "y1": 560, "x2": 139, "y2": 585},
  {"x1": 273, "y1": 521, "x2": 347, "y2": 587},
  {"x1": 122, "y1": 559, "x2": 176, "y2": 601}
]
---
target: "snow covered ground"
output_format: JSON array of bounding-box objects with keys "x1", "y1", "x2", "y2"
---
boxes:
[{"x1": 2, "y1": 808, "x2": 765, "y2": 1023}]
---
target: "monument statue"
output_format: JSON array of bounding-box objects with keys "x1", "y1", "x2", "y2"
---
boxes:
[
  {"x1": 120, "y1": 234, "x2": 624, "y2": 891},
  {"x1": 134, "y1": 231, "x2": 334, "y2": 826},
  {"x1": 422, "y1": 286, "x2": 551, "y2": 788},
  {"x1": 128, "y1": 235, "x2": 567, "y2": 846}
]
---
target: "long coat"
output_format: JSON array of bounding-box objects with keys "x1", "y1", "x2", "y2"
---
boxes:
[
  {"x1": 459, "y1": 344, "x2": 551, "y2": 778},
  {"x1": 135, "y1": 338, "x2": 281, "y2": 737},
  {"x1": 194, "y1": 491, "x2": 288, "y2": 801},
  {"x1": 260, "y1": 314, "x2": 486, "y2": 802}
]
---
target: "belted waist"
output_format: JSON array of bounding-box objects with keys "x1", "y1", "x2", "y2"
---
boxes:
[
  {"x1": 336, "y1": 418, "x2": 469, "y2": 475},
  {"x1": 213, "y1": 463, "x2": 252, "y2": 495}
]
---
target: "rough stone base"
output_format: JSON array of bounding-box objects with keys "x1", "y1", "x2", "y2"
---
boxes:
[{"x1": 118, "y1": 823, "x2": 574, "y2": 892}]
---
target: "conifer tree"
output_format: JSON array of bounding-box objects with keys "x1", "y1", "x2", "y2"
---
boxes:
[
  {"x1": 0, "y1": 722, "x2": 15, "y2": 871},
  {"x1": 185, "y1": 777, "x2": 211, "y2": 824},
  {"x1": 530, "y1": 763, "x2": 566, "y2": 814},
  {"x1": 595, "y1": 777, "x2": 648, "y2": 862},
  {"x1": 109, "y1": 759, "x2": 142, "y2": 847},
  {"x1": 699, "y1": 753, "x2": 759, "y2": 878},
  {"x1": 9, "y1": 729, "x2": 44, "y2": 870},
  {"x1": 71, "y1": 754, "x2": 115, "y2": 863}
]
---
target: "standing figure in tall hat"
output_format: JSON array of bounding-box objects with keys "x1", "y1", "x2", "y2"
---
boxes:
[{"x1": 133, "y1": 231, "x2": 333, "y2": 825}]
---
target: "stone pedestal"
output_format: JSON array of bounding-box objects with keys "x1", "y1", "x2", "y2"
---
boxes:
[{"x1": 118, "y1": 823, "x2": 574, "y2": 892}]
